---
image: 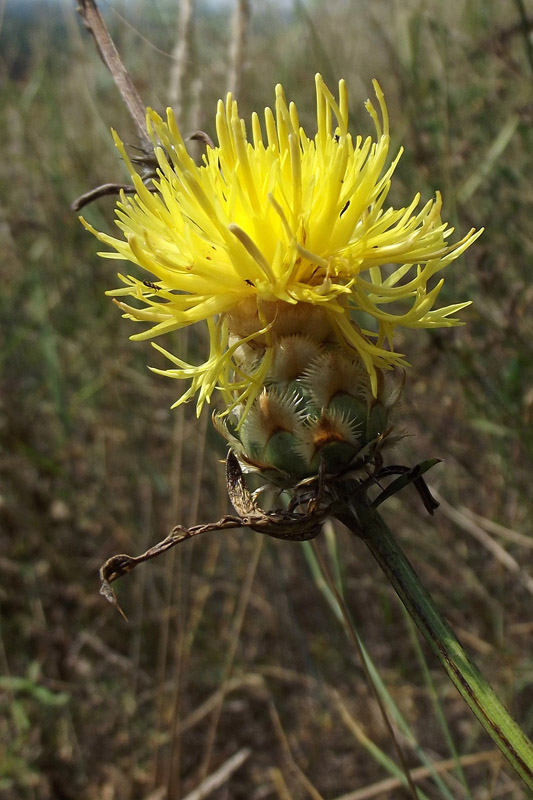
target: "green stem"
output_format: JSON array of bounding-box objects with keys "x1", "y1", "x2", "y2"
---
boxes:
[{"x1": 338, "y1": 499, "x2": 533, "y2": 792}]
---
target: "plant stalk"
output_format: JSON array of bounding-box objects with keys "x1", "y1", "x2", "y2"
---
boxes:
[{"x1": 337, "y1": 499, "x2": 533, "y2": 792}]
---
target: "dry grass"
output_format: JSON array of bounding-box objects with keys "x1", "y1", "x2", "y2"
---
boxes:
[{"x1": 1, "y1": 1, "x2": 533, "y2": 798}]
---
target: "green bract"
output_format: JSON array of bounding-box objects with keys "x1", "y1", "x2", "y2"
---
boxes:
[{"x1": 218, "y1": 336, "x2": 403, "y2": 486}]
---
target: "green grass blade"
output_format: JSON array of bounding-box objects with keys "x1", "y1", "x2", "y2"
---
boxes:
[{"x1": 345, "y1": 501, "x2": 533, "y2": 792}]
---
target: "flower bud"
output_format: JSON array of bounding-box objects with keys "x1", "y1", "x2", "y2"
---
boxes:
[{"x1": 217, "y1": 332, "x2": 403, "y2": 487}]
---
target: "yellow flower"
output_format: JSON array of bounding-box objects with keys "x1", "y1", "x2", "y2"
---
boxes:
[{"x1": 83, "y1": 75, "x2": 481, "y2": 418}]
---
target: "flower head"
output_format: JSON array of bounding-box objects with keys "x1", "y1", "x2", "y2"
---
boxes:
[{"x1": 83, "y1": 75, "x2": 481, "y2": 420}]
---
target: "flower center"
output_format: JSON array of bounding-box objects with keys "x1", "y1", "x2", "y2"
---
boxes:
[{"x1": 225, "y1": 298, "x2": 337, "y2": 351}]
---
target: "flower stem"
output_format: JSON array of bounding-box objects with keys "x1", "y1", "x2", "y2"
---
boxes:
[{"x1": 338, "y1": 499, "x2": 533, "y2": 791}]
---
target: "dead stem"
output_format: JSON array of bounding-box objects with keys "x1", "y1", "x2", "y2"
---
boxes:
[
  {"x1": 227, "y1": 0, "x2": 251, "y2": 97},
  {"x1": 77, "y1": 0, "x2": 148, "y2": 143}
]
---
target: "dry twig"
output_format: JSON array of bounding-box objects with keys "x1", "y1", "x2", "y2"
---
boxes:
[
  {"x1": 227, "y1": 0, "x2": 251, "y2": 97},
  {"x1": 181, "y1": 748, "x2": 251, "y2": 800},
  {"x1": 77, "y1": 0, "x2": 148, "y2": 142}
]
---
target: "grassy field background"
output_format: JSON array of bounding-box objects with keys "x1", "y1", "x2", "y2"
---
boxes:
[{"x1": 1, "y1": 0, "x2": 533, "y2": 797}]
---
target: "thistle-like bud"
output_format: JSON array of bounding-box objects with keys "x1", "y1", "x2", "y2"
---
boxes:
[{"x1": 216, "y1": 305, "x2": 404, "y2": 487}]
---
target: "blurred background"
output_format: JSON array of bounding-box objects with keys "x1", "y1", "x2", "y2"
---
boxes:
[{"x1": 1, "y1": 0, "x2": 533, "y2": 797}]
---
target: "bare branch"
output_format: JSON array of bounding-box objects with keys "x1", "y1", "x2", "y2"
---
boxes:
[
  {"x1": 227, "y1": 0, "x2": 250, "y2": 97},
  {"x1": 189, "y1": 130, "x2": 214, "y2": 150},
  {"x1": 77, "y1": 0, "x2": 148, "y2": 143},
  {"x1": 71, "y1": 182, "x2": 136, "y2": 211},
  {"x1": 168, "y1": 0, "x2": 195, "y2": 122}
]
